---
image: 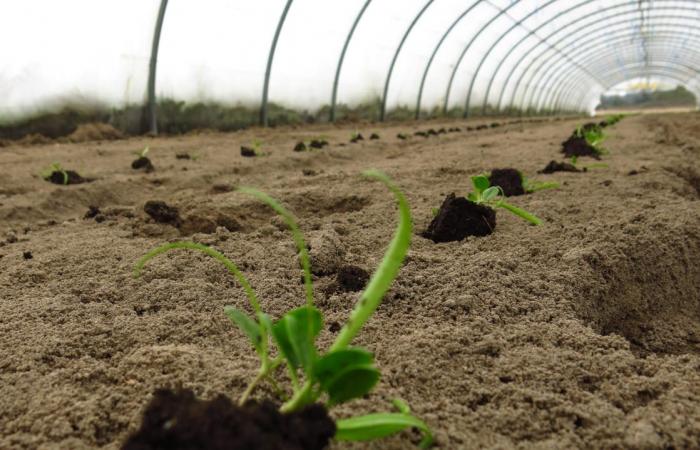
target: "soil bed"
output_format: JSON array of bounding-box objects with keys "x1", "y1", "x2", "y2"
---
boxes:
[
  {"x1": 1, "y1": 113, "x2": 699, "y2": 449},
  {"x1": 488, "y1": 168, "x2": 525, "y2": 196}
]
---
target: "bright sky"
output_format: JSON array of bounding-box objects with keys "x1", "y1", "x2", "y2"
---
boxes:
[{"x1": 1, "y1": 0, "x2": 696, "y2": 120}]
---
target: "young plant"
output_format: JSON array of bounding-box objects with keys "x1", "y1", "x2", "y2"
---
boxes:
[
  {"x1": 574, "y1": 124, "x2": 607, "y2": 156},
  {"x1": 133, "y1": 146, "x2": 150, "y2": 159},
  {"x1": 570, "y1": 155, "x2": 609, "y2": 170},
  {"x1": 468, "y1": 175, "x2": 542, "y2": 225},
  {"x1": 41, "y1": 162, "x2": 68, "y2": 185},
  {"x1": 252, "y1": 139, "x2": 266, "y2": 156},
  {"x1": 522, "y1": 176, "x2": 559, "y2": 193},
  {"x1": 133, "y1": 170, "x2": 433, "y2": 448}
]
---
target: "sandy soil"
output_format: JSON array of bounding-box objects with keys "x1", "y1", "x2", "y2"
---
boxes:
[{"x1": 1, "y1": 113, "x2": 699, "y2": 449}]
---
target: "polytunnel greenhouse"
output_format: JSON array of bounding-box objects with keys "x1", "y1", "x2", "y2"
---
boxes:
[{"x1": 1, "y1": 1, "x2": 699, "y2": 449}]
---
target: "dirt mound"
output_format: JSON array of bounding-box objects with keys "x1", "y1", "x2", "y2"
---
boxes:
[{"x1": 65, "y1": 122, "x2": 124, "y2": 142}]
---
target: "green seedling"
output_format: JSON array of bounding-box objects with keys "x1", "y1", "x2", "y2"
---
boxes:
[
  {"x1": 133, "y1": 146, "x2": 150, "y2": 158},
  {"x1": 41, "y1": 162, "x2": 68, "y2": 185},
  {"x1": 570, "y1": 155, "x2": 609, "y2": 170},
  {"x1": 252, "y1": 139, "x2": 266, "y2": 156},
  {"x1": 522, "y1": 176, "x2": 559, "y2": 193},
  {"x1": 468, "y1": 175, "x2": 542, "y2": 225},
  {"x1": 574, "y1": 124, "x2": 607, "y2": 156},
  {"x1": 134, "y1": 170, "x2": 433, "y2": 448}
]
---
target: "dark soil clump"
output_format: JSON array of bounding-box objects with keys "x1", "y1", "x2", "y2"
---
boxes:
[
  {"x1": 369, "y1": 133, "x2": 380, "y2": 140},
  {"x1": 122, "y1": 388, "x2": 335, "y2": 450},
  {"x1": 47, "y1": 170, "x2": 90, "y2": 185},
  {"x1": 539, "y1": 160, "x2": 581, "y2": 174},
  {"x1": 240, "y1": 146, "x2": 256, "y2": 157},
  {"x1": 132, "y1": 157, "x2": 155, "y2": 172},
  {"x1": 293, "y1": 142, "x2": 307, "y2": 152},
  {"x1": 309, "y1": 139, "x2": 328, "y2": 149},
  {"x1": 561, "y1": 136, "x2": 600, "y2": 159},
  {"x1": 335, "y1": 265, "x2": 370, "y2": 292},
  {"x1": 488, "y1": 168, "x2": 525, "y2": 197},
  {"x1": 144, "y1": 201, "x2": 181, "y2": 227},
  {"x1": 397, "y1": 133, "x2": 408, "y2": 140},
  {"x1": 22, "y1": 251, "x2": 32, "y2": 260},
  {"x1": 422, "y1": 193, "x2": 496, "y2": 242},
  {"x1": 350, "y1": 133, "x2": 364, "y2": 143},
  {"x1": 175, "y1": 153, "x2": 191, "y2": 160}
]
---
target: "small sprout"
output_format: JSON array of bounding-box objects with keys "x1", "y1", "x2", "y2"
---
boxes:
[
  {"x1": 350, "y1": 130, "x2": 364, "y2": 143},
  {"x1": 522, "y1": 177, "x2": 559, "y2": 193},
  {"x1": 574, "y1": 124, "x2": 607, "y2": 156},
  {"x1": 139, "y1": 146, "x2": 149, "y2": 158},
  {"x1": 241, "y1": 140, "x2": 267, "y2": 157},
  {"x1": 134, "y1": 171, "x2": 432, "y2": 448},
  {"x1": 570, "y1": 155, "x2": 609, "y2": 171},
  {"x1": 41, "y1": 162, "x2": 68, "y2": 185},
  {"x1": 468, "y1": 175, "x2": 542, "y2": 225}
]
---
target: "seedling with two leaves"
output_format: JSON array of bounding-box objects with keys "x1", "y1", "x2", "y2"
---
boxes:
[
  {"x1": 574, "y1": 124, "x2": 607, "y2": 157},
  {"x1": 468, "y1": 175, "x2": 542, "y2": 225},
  {"x1": 41, "y1": 162, "x2": 68, "y2": 185},
  {"x1": 134, "y1": 170, "x2": 433, "y2": 448}
]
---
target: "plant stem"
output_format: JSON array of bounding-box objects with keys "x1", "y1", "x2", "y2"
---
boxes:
[
  {"x1": 239, "y1": 368, "x2": 266, "y2": 406},
  {"x1": 280, "y1": 381, "x2": 313, "y2": 413},
  {"x1": 498, "y1": 201, "x2": 542, "y2": 225},
  {"x1": 330, "y1": 171, "x2": 412, "y2": 352}
]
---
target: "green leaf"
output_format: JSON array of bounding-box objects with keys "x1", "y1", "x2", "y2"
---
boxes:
[
  {"x1": 335, "y1": 413, "x2": 433, "y2": 449},
  {"x1": 313, "y1": 348, "x2": 378, "y2": 405},
  {"x1": 271, "y1": 306, "x2": 322, "y2": 373},
  {"x1": 471, "y1": 175, "x2": 490, "y2": 193},
  {"x1": 466, "y1": 192, "x2": 478, "y2": 202},
  {"x1": 325, "y1": 364, "x2": 379, "y2": 405},
  {"x1": 481, "y1": 186, "x2": 500, "y2": 202},
  {"x1": 330, "y1": 171, "x2": 412, "y2": 352},
  {"x1": 314, "y1": 348, "x2": 374, "y2": 384},
  {"x1": 224, "y1": 306, "x2": 261, "y2": 353}
]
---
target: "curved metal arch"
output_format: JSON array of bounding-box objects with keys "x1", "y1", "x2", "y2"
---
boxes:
[
  {"x1": 147, "y1": 0, "x2": 169, "y2": 135},
  {"x1": 462, "y1": 0, "x2": 581, "y2": 118},
  {"x1": 415, "y1": 0, "x2": 485, "y2": 119},
  {"x1": 490, "y1": 2, "x2": 700, "y2": 114},
  {"x1": 563, "y1": 65, "x2": 700, "y2": 112},
  {"x1": 523, "y1": 10, "x2": 700, "y2": 112},
  {"x1": 557, "y1": 50, "x2": 700, "y2": 112},
  {"x1": 526, "y1": 17, "x2": 700, "y2": 114},
  {"x1": 536, "y1": 29, "x2": 700, "y2": 111},
  {"x1": 534, "y1": 23, "x2": 700, "y2": 111},
  {"x1": 442, "y1": 1, "x2": 520, "y2": 116},
  {"x1": 552, "y1": 41, "x2": 700, "y2": 111},
  {"x1": 503, "y1": 0, "x2": 700, "y2": 113},
  {"x1": 551, "y1": 45, "x2": 700, "y2": 111},
  {"x1": 330, "y1": 0, "x2": 372, "y2": 122},
  {"x1": 379, "y1": 0, "x2": 434, "y2": 122},
  {"x1": 260, "y1": 0, "x2": 293, "y2": 127}
]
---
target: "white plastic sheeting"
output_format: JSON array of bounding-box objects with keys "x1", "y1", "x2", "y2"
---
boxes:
[{"x1": 2, "y1": 0, "x2": 699, "y2": 123}]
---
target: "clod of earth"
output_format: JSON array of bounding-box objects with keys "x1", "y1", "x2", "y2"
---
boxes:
[
  {"x1": 47, "y1": 170, "x2": 90, "y2": 185},
  {"x1": 540, "y1": 160, "x2": 582, "y2": 174},
  {"x1": 84, "y1": 205, "x2": 105, "y2": 222},
  {"x1": 240, "y1": 146, "x2": 256, "y2": 157},
  {"x1": 335, "y1": 265, "x2": 370, "y2": 292},
  {"x1": 415, "y1": 131, "x2": 428, "y2": 138},
  {"x1": 488, "y1": 168, "x2": 525, "y2": 197},
  {"x1": 397, "y1": 133, "x2": 408, "y2": 140},
  {"x1": 22, "y1": 251, "x2": 32, "y2": 260},
  {"x1": 427, "y1": 129, "x2": 438, "y2": 136},
  {"x1": 175, "y1": 153, "x2": 191, "y2": 160},
  {"x1": 490, "y1": 123, "x2": 501, "y2": 129},
  {"x1": 476, "y1": 125, "x2": 488, "y2": 131},
  {"x1": 143, "y1": 200, "x2": 182, "y2": 227},
  {"x1": 561, "y1": 136, "x2": 600, "y2": 159},
  {"x1": 350, "y1": 133, "x2": 364, "y2": 143},
  {"x1": 132, "y1": 157, "x2": 155, "y2": 172},
  {"x1": 293, "y1": 142, "x2": 307, "y2": 152},
  {"x1": 122, "y1": 388, "x2": 335, "y2": 450},
  {"x1": 422, "y1": 193, "x2": 496, "y2": 243},
  {"x1": 369, "y1": 133, "x2": 380, "y2": 140},
  {"x1": 309, "y1": 139, "x2": 329, "y2": 149}
]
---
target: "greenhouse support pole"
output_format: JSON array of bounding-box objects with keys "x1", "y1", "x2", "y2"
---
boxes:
[
  {"x1": 379, "y1": 0, "x2": 434, "y2": 122},
  {"x1": 260, "y1": 0, "x2": 293, "y2": 127},
  {"x1": 147, "y1": 0, "x2": 169, "y2": 135},
  {"x1": 415, "y1": 1, "x2": 484, "y2": 119},
  {"x1": 330, "y1": 0, "x2": 371, "y2": 122}
]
